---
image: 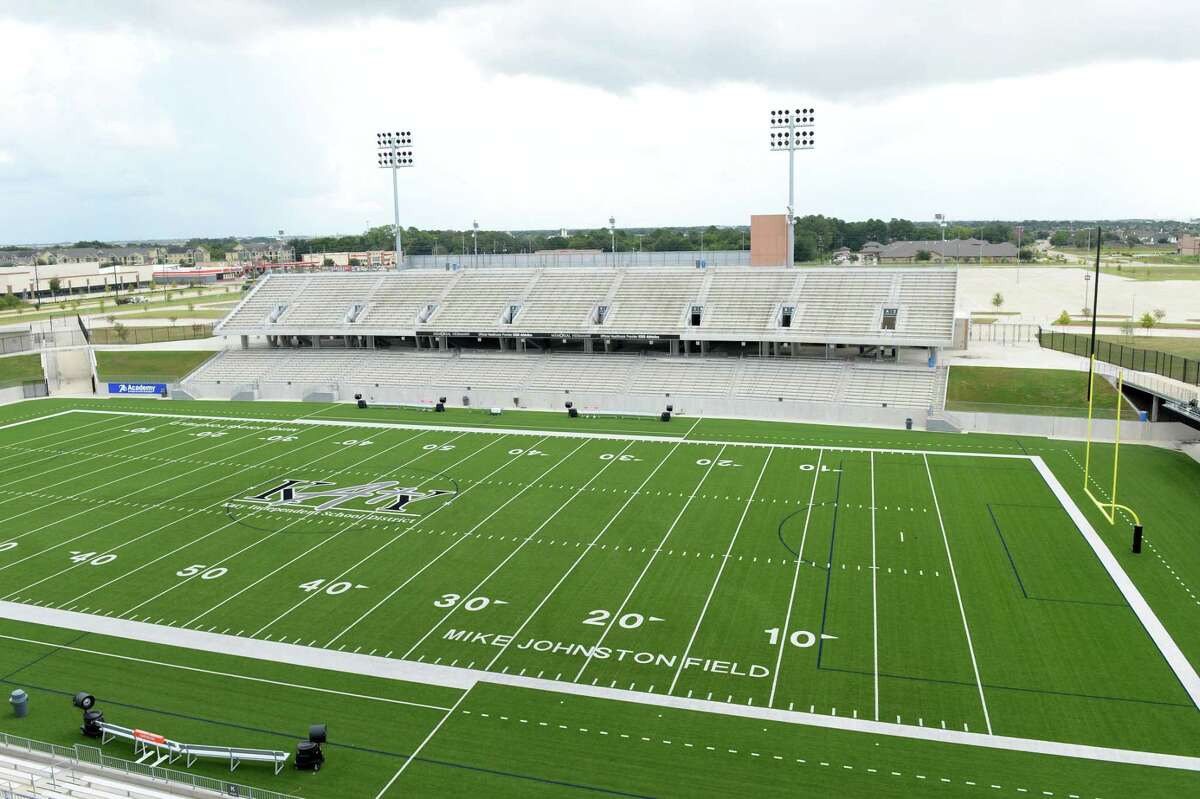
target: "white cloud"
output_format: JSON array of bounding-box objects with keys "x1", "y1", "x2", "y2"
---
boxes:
[{"x1": 0, "y1": 2, "x2": 1197, "y2": 243}]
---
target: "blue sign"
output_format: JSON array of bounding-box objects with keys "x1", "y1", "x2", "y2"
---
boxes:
[{"x1": 108, "y1": 382, "x2": 167, "y2": 395}]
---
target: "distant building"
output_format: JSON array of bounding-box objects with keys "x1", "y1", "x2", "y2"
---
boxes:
[
  {"x1": 0, "y1": 249, "x2": 38, "y2": 267},
  {"x1": 858, "y1": 241, "x2": 884, "y2": 265},
  {"x1": 299, "y1": 250, "x2": 397, "y2": 269},
  {"x1": 1178, "y1": 235, "x2": 1200, "y2": 256},
  {"x1": 832, "y1": 246, "x2": 852, "y2": 265},
  {"x1": 877, "y1": 239, "x2": 1018, "y2": 264},
  {"x1": 164, "y1": 245, "x2": 210, "y2": 265},
  {"x1": 227, "y1": 240, "x2": 294, "y2": 264},
  {"x1": 43, "y1": 246, "x2": 161, "y2": 265}
]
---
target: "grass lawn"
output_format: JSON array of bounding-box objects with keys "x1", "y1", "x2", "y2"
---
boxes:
[
  {"x1": 94, "y1": 350, "x2": 217, "y2": 381},
  {"x1": 946, "y1": 365, "x2": 1133, "y2": 418},
  {"x1": 0, "y1": 290, "x2": 242, "y2": 325},
  {"x1": 0, "y1": 354, "x2": 43, "y2": 385},
  {"x1": 0, "y1": 398, "x2": 1197, "y2": 797},
  {"x1": 1102, "y1": 266, "x2": 1200, "y2": 280},
  {"x1": 1097, "y1": 335, "x2": 1200, "y2": 360},
  {"x1": 89, "y1": 324, "x2": 213, "y2": 345}
]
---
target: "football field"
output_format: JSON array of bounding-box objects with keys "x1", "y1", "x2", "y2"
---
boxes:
[{"x1": 0, "y1": 402, "x2": 1199, "y2": 797}]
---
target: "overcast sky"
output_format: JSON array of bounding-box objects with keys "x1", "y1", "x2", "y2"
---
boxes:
[{"x1": 1, "y1": 0, "x2": 1197, "y2": 243}]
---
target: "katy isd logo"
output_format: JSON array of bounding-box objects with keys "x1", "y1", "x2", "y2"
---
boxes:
[{"x1": 241, "y1": 478, "x2": 454, "y2": 516}]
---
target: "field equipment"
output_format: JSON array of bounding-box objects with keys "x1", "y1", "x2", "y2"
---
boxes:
[
  {"x1": 81, "y1": 710, "x2": 105, "y2": 738},
  {"x1": 354, "y1": 393, "x2": 368, "y2": 409},
  {"x1": 73, "y1": 692, "x2": 96, "y2": 710},
  {"x1": 295, "y1": 724, "x2": 327, "y2": 772}
]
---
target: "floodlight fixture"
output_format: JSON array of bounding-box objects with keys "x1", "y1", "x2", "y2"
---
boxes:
[
  {"x1": 375, "y1": 130, "x2": 415, "y2": 266},
  {"x1": 768, "y1": 107, "x2": 816, "y2": 267},
  {"x1": 609, "y1": 216, "x2": 616, "y2": 265}
]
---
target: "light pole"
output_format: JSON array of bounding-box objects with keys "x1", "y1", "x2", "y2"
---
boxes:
[
  {"x1": 1083, "y1": 271, "x2": 1091, "y2": 312},
  {"x1": 609, "y1": 216, "x2": 616, "y2": 267},
  {"x1": 472, "y1": 220, "x2": 479, "y2": 268},
  {"x1": 376, "y1": 131, "x2": 414, "y2": 267},
  {"x1": 769, "y1": 107, "x2": 815, "y2": 267}
]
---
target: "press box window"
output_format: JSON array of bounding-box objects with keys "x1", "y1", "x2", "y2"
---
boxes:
[{"x1": 881, "y1": 307, "x2": 898, "y2": 331}]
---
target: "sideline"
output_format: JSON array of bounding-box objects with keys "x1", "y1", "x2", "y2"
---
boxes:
[
  {"x1": 51, "y1": 408, "x2": 1031, "y2": 459},
  {"x1": 1032, "y1": 455, "x2": 1200, "y2": 710},
  {"x1": 0, "y1": 602, "x2": 1197, "y2": 773}
]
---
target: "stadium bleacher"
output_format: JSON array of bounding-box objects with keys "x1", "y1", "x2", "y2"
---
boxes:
[
  {"x1": 216, "y1": 266, "x2": 958, "y2": 346},
  {"x1": 185, "y1": 349, "x2": 942, "y2": 410}
]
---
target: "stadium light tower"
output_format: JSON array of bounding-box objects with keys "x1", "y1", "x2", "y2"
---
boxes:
[
  {"x1": 376, "y1": 131, "x2": 414, "y2": 267},
  {"x1": 769, "y1": 107, "x2": 815, "y2": 267},
  {"x1": 609, "y1": 216, "x2": 616, "y2": 266}
]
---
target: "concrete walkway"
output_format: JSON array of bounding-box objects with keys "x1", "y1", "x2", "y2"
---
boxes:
[{"x1": 0, "y1": 602, "x2": 1197, "y2": 773}]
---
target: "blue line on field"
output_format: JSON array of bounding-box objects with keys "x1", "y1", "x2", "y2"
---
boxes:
[
  {"x1": 815, "y1": 460, "x2": 844, "y2": 669},
  {"x1": 988, "y1": 503, "x2": 1126, "y2": 608}
]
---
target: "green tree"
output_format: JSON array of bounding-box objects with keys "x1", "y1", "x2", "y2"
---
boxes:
[
  {"x1": 1054, "y1": 310, "x2": 1071, "y2": 325},
  {"x1": 1050, "y1": 230, "x2": 1071, "y2": 247},
  {"x1": 1153, "y1": 308, "x2": 1166, "y2": 322},
  {"x1": 915, "y1": 249, "x2": 932, "y2": 262},
  {"x1": 991, "y1": 292, "x2": 1004, "y2": 310},
  {"x1": 1139, "y1": 312, "x2": 1157, "y2": 333},
  {"x1": 48, "y1": 278, "x2": 60, "y2": 294}
]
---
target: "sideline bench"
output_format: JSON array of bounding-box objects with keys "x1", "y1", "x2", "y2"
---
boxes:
[{"x1": 99, "y1": 723, "x2": 290, "y2": 774}]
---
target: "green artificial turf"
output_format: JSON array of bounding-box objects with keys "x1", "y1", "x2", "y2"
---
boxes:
[
  {"x1": 0, "y1": 399, "x2": 1196, "y2": 797},
  {"x1": 945, "y1": 365, "x2": 1135, "y2": 418}
]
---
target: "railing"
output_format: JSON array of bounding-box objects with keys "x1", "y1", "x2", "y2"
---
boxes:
[
  {"x1": 969, "y1": 322, "x2": 1039, "y2": 344},
  {"x1": 402, "y1": 250, "x2": 753, "y2": 270},
  {"x1": 0, "y1": 731, "x2": 301, "y2": 799},
  {"x1": 1039, "y1": 328, "x2": 1200, "y2": 386}
]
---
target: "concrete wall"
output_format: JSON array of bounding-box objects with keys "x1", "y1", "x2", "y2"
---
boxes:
[
  {"x1": 185, "y1": 378, "x2": 927, "y2": 430},
  {"x1": 750, "y1": 214, "x2": 788, "y2": 267},
  {"x1": 941, "y1": 409, "x2": 1199, "y2": 443}
]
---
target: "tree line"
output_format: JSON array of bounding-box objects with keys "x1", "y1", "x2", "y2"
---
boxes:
[{"x1": 291, "y1": 218, "x2": 1042, "y2": 260}]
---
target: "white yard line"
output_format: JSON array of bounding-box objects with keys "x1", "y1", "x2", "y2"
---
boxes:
[
  {"x1": 253, "y1": 433, "x2": 536, "y2": 638},
  {"x1": 399, "y1": 439, "x2": 629, "y2": 658},
  {"x1": 374, "y1": 691, "x2": 470, "y2": 799},
  {"x1": 3, "y1": 603, "x2": 1198, "y2": 773},
  {"x1": 923, "y1": 453, "x2": 992, "y2": 735},
  {"x1": 0, "y1": 421, "x2": 209, "y2": 529},
  {"x1": 1032, "y1": 456, "x2": 1200, "y2": 710},
  {"x1": 684, "y1": 415, "x2": 703, "y2": 438},
  {"x1": 65, "y1": 426, "x2": 410, "y2": 610},
  {"x1": 667, "y1": 448, "x2": 773, "y2": 695},
  {"x1": 870, "y1": 451, "x2": 880, "y2": 722},
  {"x1": 0, "y1": 424, "x2": 275, "y2": 580},
  {"x1": 573, "y1": 444, "x2": 728, "y2": 682},
  {"x1": 0, "y1": 631, "x2": 452, "y2": 712},
  {"x1": 768, "y1": 448, "x2": 823, "y2": 708},
  {"x1": 483, "y1": 440, "x2": 687, "y2": 671},
  {"x1": 323, "y1": 436, "x2": 574, "y2": 647},
  {"x1": 0, "y1": 412, "x2": 124, "y2": 469},
  {"x1": 187, "y1": 431, "x2": 488, "y2": 628}
]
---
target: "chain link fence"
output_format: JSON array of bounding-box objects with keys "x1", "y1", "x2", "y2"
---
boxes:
[
  {"x1": 1039, "y1": 329, "x2": 1200, "y2": 386},
  {"x1": 403, "y1": 249, "x2": 752, "y2": 270},
  {"x1": 88, "y1": 323, "x2": 214, "y2": 345},
  {"x1": 969, "y1": 322, "x2": 1039, "y2": 344}
]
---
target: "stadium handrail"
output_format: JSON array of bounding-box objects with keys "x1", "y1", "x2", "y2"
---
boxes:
[{"x1": 0, "y1": 730, "x2": 301, "y2": 799}]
